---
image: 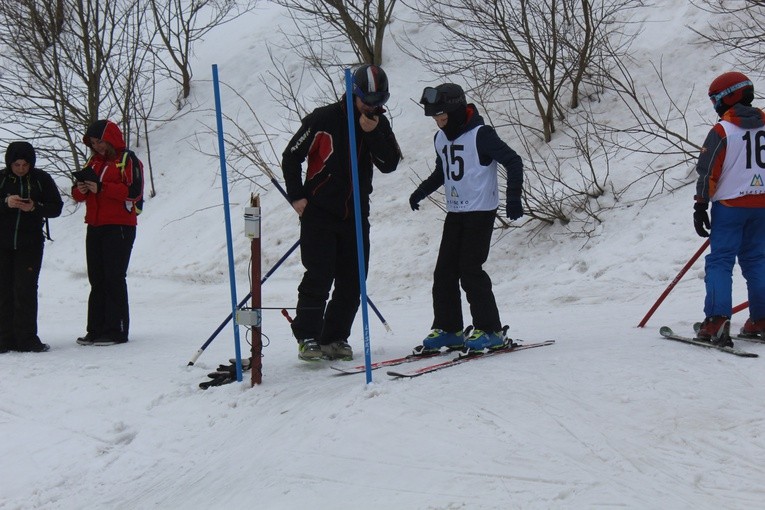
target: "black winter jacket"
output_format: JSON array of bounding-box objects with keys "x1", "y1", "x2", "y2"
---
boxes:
[
  {"x1": 415, "y1": 104, "x2": 524, "y2": 202},
  {"x1": 282, "y1": 98, "x2": 400, "y2": 220},
  {"x1": 0, "y1": 167, "x2": 63, "y2": 249}
]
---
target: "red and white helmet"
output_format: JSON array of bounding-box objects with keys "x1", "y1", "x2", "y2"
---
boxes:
[
  {"x1": 352, "y1": 64, "x2": 390, "y2": 107},
  {"x1": 708, "y1": 71, "x2": 754, "y2": 115}
]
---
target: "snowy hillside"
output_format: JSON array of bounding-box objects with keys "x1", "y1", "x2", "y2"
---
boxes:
[{"x1": 2, "y1": 2, "x2": 765, "y2": 509}]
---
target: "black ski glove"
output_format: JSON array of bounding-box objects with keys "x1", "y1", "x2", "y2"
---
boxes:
[
  {"x1": 199, "y1": 372, "x2": 235, "y2": 389},
  {"x1": 199, "y1": 359, "x2": 252, "y2": 389},
  {"x1": 506, "y1": 189, "x2": 523, "y2": 220},
  {"x1": 693, "y1": 202, "x2": 710, "y2": 237},
  {"x1": 409, "y1": 188, "x2": 427, "y2": 211}
]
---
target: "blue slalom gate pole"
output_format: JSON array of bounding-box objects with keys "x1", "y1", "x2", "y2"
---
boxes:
[
  {"x1": 344, "y1": 69, "x2": 373, "y2": 384},
  {"x1": 212, "y1": 64, "x2": 243, "y2": 382}
]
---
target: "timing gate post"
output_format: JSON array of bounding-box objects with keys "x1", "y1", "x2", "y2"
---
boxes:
[{"x1": 244, "y1": 195, "x2": 263, "y2": 385}]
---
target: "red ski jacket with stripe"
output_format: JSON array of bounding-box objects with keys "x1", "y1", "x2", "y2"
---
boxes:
[{"x1": 72, "y1": 120, "x2": 141, "y2": 227}]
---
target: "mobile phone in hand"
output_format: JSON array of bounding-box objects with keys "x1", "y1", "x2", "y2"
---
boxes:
[{"x1": 364, "y1": 106, "x2": 385, "y2": 119}]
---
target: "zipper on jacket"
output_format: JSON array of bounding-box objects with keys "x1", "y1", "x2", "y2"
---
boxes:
[{"x1": 12, "y1": 175, "x2": 29, "y2": 249}]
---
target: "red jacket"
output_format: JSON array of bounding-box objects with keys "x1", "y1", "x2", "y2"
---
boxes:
[{"x1": 72, "y1": 120, "x2": 139, "y2": 227}]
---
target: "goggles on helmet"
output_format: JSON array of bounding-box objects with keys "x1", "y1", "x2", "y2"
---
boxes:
[
  {"x1": 708, "y1": 80, "x2": 753, "y2": 107},
  {"x1": 419, "y1": 86, "x2": 465, "y2": 117},
  {"x1": 420, "y1": 87, "x2": 442, "y2": 105},
  {"x1": 354, "y1": 85, "x2": 390, "y2": 107}
]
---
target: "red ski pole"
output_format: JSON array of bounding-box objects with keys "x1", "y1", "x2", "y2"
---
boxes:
[
  {"x1": 637, "y1": 239, "x2": 710, "y2": 327},
  {"x1": 733, "y1": 301, "x2": 749, "y2": 315}
]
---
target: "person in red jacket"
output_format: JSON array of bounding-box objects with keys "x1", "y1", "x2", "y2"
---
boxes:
[
  {"x1": 72, "y1": 120, "x2": 143, "y2": 346},
  {"x1": 694, "y1": 72, "x2": 765, "y2": 346}
]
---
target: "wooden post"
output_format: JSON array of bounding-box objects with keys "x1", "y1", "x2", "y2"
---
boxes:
[{"x1": 250, "y1": 194, "x2": 263, "y2": 385}]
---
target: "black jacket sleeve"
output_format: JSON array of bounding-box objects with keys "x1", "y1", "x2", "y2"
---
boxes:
[
  {"x1": 414, "y1": 133, "x2": 446, "y2": 197},
  {"x1": 476, "y1": 125, "x2": 523, "y2": 197},
  {"x1": 34, "y1": 170, "x2": 63, "y2": 219},
  {"x1": 281, "y1": 113, "x2": 315, "y2": 203},
  {"x1": 361, "y1": 116, "x2": 401, "y2": 174}
]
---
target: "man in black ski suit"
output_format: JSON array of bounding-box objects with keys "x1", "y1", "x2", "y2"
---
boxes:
[
  {"x1": 0, "y1": 141, "x2": 63, "y2": 352},
  {"x1": 282, "y1": 64, "x2": 401, "y2": 362}
]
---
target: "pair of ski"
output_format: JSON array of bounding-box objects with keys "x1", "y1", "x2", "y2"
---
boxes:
[
  {"x1": 659, "y1": 325, "x2": 762, "y2": 358},
  {"x1": 331, "y1": 339, "x2": 556, "y2": 378}
]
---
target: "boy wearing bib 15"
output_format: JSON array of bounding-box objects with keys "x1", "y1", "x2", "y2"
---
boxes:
[{"x1": 409, "y1": 83, "x2": 524, "y2": 352}]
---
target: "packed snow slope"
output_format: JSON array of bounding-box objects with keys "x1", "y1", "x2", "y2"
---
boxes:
[{"x1": 2, "y1": 2, "x2": 765, "y2": 509}]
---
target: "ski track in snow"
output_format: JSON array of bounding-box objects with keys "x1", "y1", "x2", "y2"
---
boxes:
[{"x1": 2, "y1": 265, "x2": 765, "y2": 509}]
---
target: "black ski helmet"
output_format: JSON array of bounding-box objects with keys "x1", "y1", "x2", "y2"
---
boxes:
[
  {"x1": 352, "y1": 64, "x2": 390, "y2": 107},
  {"x1": 420, "y1": 83, "x2": 467, "y2": 116}
]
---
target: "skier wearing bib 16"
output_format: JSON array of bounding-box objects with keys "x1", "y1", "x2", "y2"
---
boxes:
[
  {"x1": 409, "y1": 83, "x2": 524, "y2": 352},
  {"x1": 694, "y1": 72, "x2": 765, "y2": 346}
]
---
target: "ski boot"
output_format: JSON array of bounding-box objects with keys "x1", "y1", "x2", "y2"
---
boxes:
[
  {"x1": 464, "y1": 329, "x2": 506, "y2": 351},
  {"x1": 420, "y1": 329, "x2": 465, "y2": 353},
  {"x1": 298, "y1": 339, "x2": 323, "y2": 361},
  {"x1": 320, "y1": 341, "x2": 354, "y2": 361},
  {"x1": 740, "y1": 317, "x2": 765, "y2": 339},
  {"x1": 695, "y1": 316, "x2": 733, "y2": 347}
]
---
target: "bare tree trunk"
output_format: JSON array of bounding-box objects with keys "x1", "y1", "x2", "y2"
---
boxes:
[
  {"x1": 273, "y1": 0, "x2": 397, "y2": 66},
  {"x1": 148, "y1": 0, "x2": 256, "y2": 107}
]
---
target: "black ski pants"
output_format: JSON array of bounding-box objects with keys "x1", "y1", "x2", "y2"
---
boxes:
[
  {"x1": 0, "y1": 242, "x2": 46, "y2": 351},
  {"x1": 431, "y1": 209, "x2": 502, "y2": 333},
  {"x1": 85, "y1": 225, "x2": 136, "y2": 341},
  {"x1": 291, "y1": 215, "x2": 370, "y2": 345}
]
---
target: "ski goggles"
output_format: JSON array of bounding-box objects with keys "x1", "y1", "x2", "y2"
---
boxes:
[
  {"x1": 709, "y1": 80, "x2": 752, "y2": 108},
  {"x1": 420, "y1": 87, "x2": 442, "y2": 106},
  {"x1": 354, "y1": 85, "x2": 390, "y2": 107}
]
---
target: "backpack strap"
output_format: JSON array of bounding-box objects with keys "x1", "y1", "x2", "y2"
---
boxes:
[
  {"x1": 116, "y1": 151, "x2": 130, "y2": 176},
  {"x1": 44, "y1": 218, "x2": 52, "y2": 241},
  {"x1": 116, "y1": 149, "x2": 144, "y2": 214}
]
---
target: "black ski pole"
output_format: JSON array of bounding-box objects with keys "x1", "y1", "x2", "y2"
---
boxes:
[
  {"x1": 187, "y1": 239, "x2": 300, "y2": 366},
  {"x1": 270, "y1": 177, "x2": 391, "y2": 332}
]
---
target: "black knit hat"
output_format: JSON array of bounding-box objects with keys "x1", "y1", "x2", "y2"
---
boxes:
[{"x1": 5, "y1": 141, "x2": 36, "y2": 169}]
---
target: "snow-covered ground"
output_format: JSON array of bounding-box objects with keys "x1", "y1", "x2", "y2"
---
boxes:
[{"x1": 2, "y1": 2, "x2": 765, "y2": 509}]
